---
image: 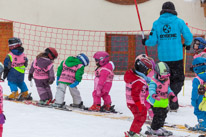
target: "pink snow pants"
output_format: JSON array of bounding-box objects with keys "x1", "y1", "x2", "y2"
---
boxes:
[{"x1": 92, "y1": 82, "x2": 112, "y2": 105}]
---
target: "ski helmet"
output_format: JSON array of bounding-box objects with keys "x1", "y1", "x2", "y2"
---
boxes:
[
  {"x1": 192, "y1": 57, "x2": 206, "y2": 74},
  {"x1": 134, "y1": 57, "x2": 153, "y2": 76},
  {"x1": 135, "y1": 54, "x2": 155, "y2": 70},
  {"x1": 8, "y1": 37, "x2": 22, "y2": 50},
  {"x1": 0, "y1": 62, "x2": 4, "y2": 74},
  {"x1": 45, "y1": 47, "x2": 58, "y2": 60},
  {"x1": 77, "y1": 53, "x2": 89, "y2": 66},
  {"x1": 193, "y1": 37, "x2": 206, "y2": 52},
  {"x1": 155, "y1": 62, "x2": 170, "y2": 79},
  {"x1": 93, "y1": 51, "x2": 109, "y2": 66}
]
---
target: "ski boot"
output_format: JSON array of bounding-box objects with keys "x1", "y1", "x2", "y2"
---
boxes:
[
  {"x1": 5, "y1": 91, "x2": 19, "y2": 100},
  {"x1": 17, "y1": 91, "x2": 32, "y2": 101},
  {"x1": 160, "y1": 127, "x2": 173, "y2": 135},
  {"x1": 70, "y1": 101, "x2": 85, "y2": 109},
  {"x1": 190, "y1": 119, "x2": 206, "y2": 132},
  {"x1": 100, "y1": 104, "x2": 116, "y2": 112},
  {"x1": 37, "y1": 99, "x2": 54, "y2": 106},
  {"x1": 88, "y1": 104, "x2": 101, "y2": 111},
  {"x1": 52, "y1": 102, "x2": 67, "y2": 109},
  {"x1": 145, "y1": 126, "x2": 170, "y2": 136}
]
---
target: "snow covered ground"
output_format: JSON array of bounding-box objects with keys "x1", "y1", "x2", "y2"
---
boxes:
[{"x1": 1, "y1": 76, "x2": 203, "y2": 137}]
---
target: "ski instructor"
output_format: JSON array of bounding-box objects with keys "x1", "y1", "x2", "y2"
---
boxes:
[{"x1": 142, "y1": 1, "x2": 193, "y2": 111}]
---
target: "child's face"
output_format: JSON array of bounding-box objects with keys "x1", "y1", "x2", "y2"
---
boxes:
[{"x1": 193, "y1": 41, "x2": 200, "y2": 50}]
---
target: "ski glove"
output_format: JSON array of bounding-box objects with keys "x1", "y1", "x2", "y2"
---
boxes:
[
  {"x1": 152, "y1": 94, "x2": 161, "y2": 101},
  {"x1": 135, "y1": 101, "x2": 143, "y2": 112},
  {"x1": 191, "y1": 99, "x2": 197, "y2": 107},
  {"x1": 28, "y1": 74, "x2": 33, "y2": 81},
  {"x1": 183, "y1": 44, "x2": 191, "y2": 50},
  {"x1": 142, "y1": 38, "x2": 147, "y2": 45},
  {"x1": 0, "y1": 113, "x2": 5, "y2": 124},
  {"x1": 69, "y1": 81, "x2": 79, "y2": 88},
  {"x1": 168, "y1": 92, "x2": 177, "y2": 102},
  {"x1": 56, "y1": 77, "x2": 60, "y2": 86}
]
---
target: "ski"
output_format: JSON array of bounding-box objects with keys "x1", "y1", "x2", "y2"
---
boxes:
[{"x1": 83, "y1": 105, "x2": 123, "y2": 114}]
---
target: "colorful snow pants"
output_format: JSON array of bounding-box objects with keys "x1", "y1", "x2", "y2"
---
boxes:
[
  {"x1": 151, "y1": 106, "x2": 168, "y2": 130},
  {"x1": 8, "y1": 81, "x2": 28, "y2": 93},
  {"x1": 34, "y1": 79, "x2": 52, "y2": 101},
  {"x1": 55, "y1": 83, "x2": 82, "y2": 104},
  {"x1": 127, "y1": 103, "x2": 147, "y2": 134}
]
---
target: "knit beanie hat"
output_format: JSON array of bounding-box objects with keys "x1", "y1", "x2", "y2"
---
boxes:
[{"x1": 160, "y1": 1, "x2": 177, "y2": 15}]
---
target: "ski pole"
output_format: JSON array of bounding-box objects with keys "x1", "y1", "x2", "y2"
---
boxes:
[
  {"x1": 183, "y1": 22, "x2": 189, "y2": 96},
  {"x1": 134, "y1": 0, "x2": 148, "y2": 56},
  {"x1": 30, "y1": 79, "x2": 33, "y2": 87}
]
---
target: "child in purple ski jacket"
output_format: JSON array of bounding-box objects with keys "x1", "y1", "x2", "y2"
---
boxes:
[
  {"x1": 88, "y1": 51, "x2": 115, "y2": 111},
  {"x1": 28, "y1": 47, "x2": 58, "y2": 104}
]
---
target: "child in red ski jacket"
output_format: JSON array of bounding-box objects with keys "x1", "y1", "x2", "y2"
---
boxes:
[{"x1": 124, "y1": 55, "x2": 153, "y2": 137}]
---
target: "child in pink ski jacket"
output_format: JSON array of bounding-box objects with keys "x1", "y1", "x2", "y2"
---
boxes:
[
  {"x1": 0, "y1": 62, "x2": 6, "y2": 137},
  {"x1": 28, "y1": 47, "x2": 58, "y2": 104},
  {"x1": 88, "y1": 51, "x2": 115, "y2": 111}
]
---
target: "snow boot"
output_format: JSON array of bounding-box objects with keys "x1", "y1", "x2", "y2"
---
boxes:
[
  {"x1": 70, "y1": 101, "x2": 85, "y2": 109},
  {"x1": 88, "y1": 104, "x2": 101, "y2": 111},
  {"x1": 5, "y1": 91, "x2": 19, "y2": 100}
]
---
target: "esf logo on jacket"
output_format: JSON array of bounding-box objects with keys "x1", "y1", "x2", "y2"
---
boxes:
[{"x1": 160, "y1": 25, "x2": 177, "y2": 40}]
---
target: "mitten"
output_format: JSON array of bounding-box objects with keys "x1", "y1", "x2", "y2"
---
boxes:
[
  {"x1": 191, "y1": 99, "x2": 197, "y2": 107},
  {"x1": 56, "y1": 77, "x2": 60, "y2": 86},
  {"x1": 0, "y1": 113, "x2": 5, "y2": 124},
  {"x1": 198, "y1": 85, "x2": 206, "y2": 95},
  {"x1": 48, "y1": 80, "x2": 54, "y2": 85},
  {"x1": 169, "y1": 92, "x2": 177, "y2": 102},
  {"x1": 135, "y1": 101, "x2": 143, "y2": 112},
  {"x1": 152, "y1": 94, "x2": 161, "y2": 101},
  {"x1": 69, "y1": 81, "x2": 79, "y2": 88},
  {"x1": 142, "y1": 38, "x2": 147, "y2": 45},
  {"x1": 28, "y1": 74, "x2": 33, "y2": 81},
  {"x1": 183, "y1": 44, "x2": 191, "y2": 50}
]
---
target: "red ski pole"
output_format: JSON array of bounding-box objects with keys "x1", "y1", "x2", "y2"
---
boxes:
[{"x1": 134, "y1": 0, "x2": 148, "y2": 56}]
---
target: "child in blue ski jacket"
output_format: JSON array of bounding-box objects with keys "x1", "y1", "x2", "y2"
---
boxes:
[
  {"x1": 3, "y1": 37, "x2": 30, "y2": 100},
  {"x1": 190, "y1": 57, "x2": 206, "y2": 132}
]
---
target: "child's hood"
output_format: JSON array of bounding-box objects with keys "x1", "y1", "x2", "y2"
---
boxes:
[
  {"x1": 65, "y1": 56, "x2": 83, "y2": 67},
  {"x1": 124, "y1": 69, "x2": 140, "y2": 83},
  {"x1": 36, "y1": 57, "x2": 53, "y2": 69}
]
